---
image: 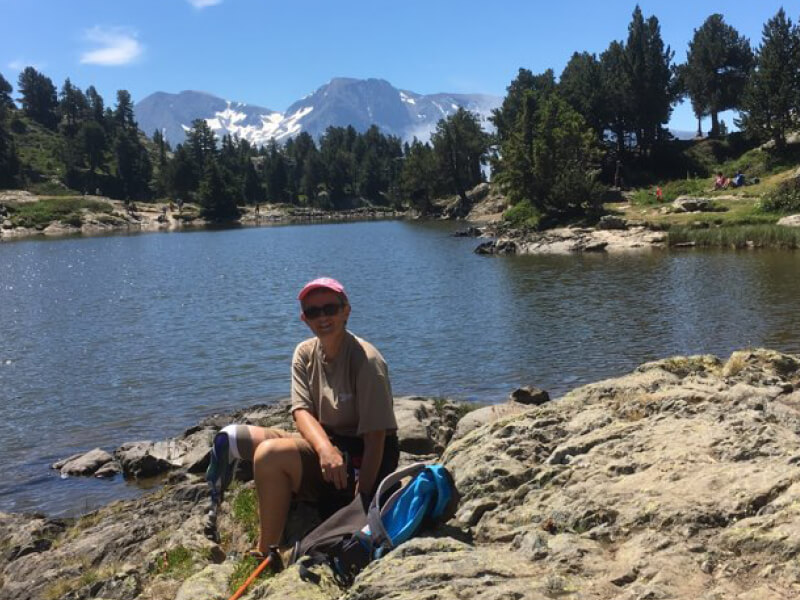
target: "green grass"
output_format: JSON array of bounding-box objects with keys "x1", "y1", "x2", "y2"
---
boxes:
[
  {"x1": 153, "y1": 546, "x2": 195, "y2": 579},
  {"x1": 228, "y1": 555, "x2": 270, "y2": 593},
  {"x1": 231, "y1": 487, "x2": 259, "y2": 544},
  {"x1": 668, "y1": 224, "x2": 800, "y2": 248},
  {"x1": 6, "y1": 197, "x2": 113, "y2": 229},
  {"x1": 9, "y1": 116, "x2": 65, "y2": 181}
]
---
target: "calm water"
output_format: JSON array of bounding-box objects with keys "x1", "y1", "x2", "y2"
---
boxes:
[{"x1": 1, "y1": 221, "x2": 799, "y2": 516}]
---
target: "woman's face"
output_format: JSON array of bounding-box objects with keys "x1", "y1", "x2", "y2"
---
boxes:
[{"x1": 300, "y1": 289, "x2": 350, "y2": 341}]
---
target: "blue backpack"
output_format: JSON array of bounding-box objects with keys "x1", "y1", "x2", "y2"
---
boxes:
[{"x1": 290, "y1": 463, "x2": 459, "y2": 586}]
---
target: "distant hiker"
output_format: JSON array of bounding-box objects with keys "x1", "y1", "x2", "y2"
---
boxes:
[
  {"x1": 732, "y1": 171, "x2": 746, "y2": 188},
  {"x1": 713, "y1": 172, "x2": 729, "y2": 190},
  {"x1": 614, "y1": 160, "x2": 624, "y2": 189},
  {"x1": 205, "y1": 278, "x2": 398, "y2": 560},
  {"x1": 656, "y1": 186, "x2": 663, "y2": 202},
  {"x1": 169, "y1": 201, "x2": 175, "y2": 212},
  {"x1": 177, "y1": 198, "x2": 184, "y2": 214}
]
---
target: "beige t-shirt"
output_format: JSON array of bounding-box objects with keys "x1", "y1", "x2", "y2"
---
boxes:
[{"x1": 290, "y1": 331, "x2": 398, "y2": 437}]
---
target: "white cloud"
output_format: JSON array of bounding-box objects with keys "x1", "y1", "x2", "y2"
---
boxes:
[
  {"x1": 80, "y1": 27, "x2": 143, "y2": 66},
  {"x1": 187, "y1": 0, "x2": 223, "y2": 8},
  {"x1": 8, "y1": 60, "x2": 45, "y2": 71}
]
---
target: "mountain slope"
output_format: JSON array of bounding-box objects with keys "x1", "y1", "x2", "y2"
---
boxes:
[{"x1": 134, "y1": 78, "x2": 501, "y2": 146}]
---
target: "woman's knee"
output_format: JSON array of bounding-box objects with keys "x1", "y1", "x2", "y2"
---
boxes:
[{"x1": 253, "y1": 439, "x2": 300, "y2": 471}]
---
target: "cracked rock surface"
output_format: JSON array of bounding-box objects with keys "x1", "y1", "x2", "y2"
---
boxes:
[{"x1": 3, "y1": 349, "x2": 800, "y2": 599}]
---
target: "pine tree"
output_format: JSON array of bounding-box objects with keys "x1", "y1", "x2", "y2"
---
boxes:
[
  {"x1": 431, "y1": 108, "x2": 489, "y2": 203},
  {"x1": 85, "y1": 86, "x2": 105, "y2": 124},
  {"x1": 739, "y1": 8, "x2": 799, "y2": 150},
  {"x1": 490, "y1": 69, "x2": 556, "y2": 144},
  {"x1": 77, "y1": 120, "x2": 107, "y2": 172},
  {"x1": 0, "y1": 72, "x2": 13, "y2": 111},
  {"x1": 114, "y1": 129, "x2": 152, "y2": 200},
  {"x1": 600, "y1": 40, "x2": 632, "y2": 156},
  {"x1": 17, "y1": 67, "x2": 58, "y2": 129},
  {"x1": 0, "y1": 74, "x2": 20, "y2": 187},
  {"x1": 624, "y1": 6, "x2": 675, "y2": 155},
  {"x1": 559, "y1": 52, "x2": 607, "y2": 141},
  {"x1": 198, "y1": 159, "x2": 239, "y2": 221},
  {"x1": 683, "y1": 14, "x2": 754, "y2": 137},
  {"x1": 113, "y1": 90, "x2": 137, "y2": 131},
  {"x1": 400, "y1": 140, "x2": 438, "y2": 214},
  {"x1": 58, "y1": 78, "x2": 89, "y2": 136}
]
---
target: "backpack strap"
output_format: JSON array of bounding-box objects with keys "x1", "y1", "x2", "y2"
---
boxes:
[{"x1": 367, "y1": 463, "x2": 428, "y2": 549}]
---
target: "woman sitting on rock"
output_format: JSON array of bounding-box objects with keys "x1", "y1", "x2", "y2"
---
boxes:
[{"x1": 205, "y1": 277, "x2": 399, "y2": 562}]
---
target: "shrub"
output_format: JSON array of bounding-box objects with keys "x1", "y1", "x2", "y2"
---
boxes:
[
  {"x1": 503, "y1": 200, "x2": 541, "y2": 230},
  {"x1": 760, "y1": 178, "x2": 800, "y2": 213}
]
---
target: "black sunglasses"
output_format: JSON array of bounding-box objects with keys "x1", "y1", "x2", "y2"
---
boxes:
[{"x1": 303, "y1": 302, "x2": 343, "y2": 320}]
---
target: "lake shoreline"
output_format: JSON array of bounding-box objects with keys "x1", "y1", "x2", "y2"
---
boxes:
[
  {"x1": 3, "y1": 348, "x2": 800, "y2": 599},
  {"x1": 0, "y1": 191, "x2": 407, "y2": 242}
]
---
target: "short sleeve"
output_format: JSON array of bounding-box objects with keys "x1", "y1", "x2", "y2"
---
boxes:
[
  {"x1": 356, "y1": 354, "x2": 397, "y2": 435},
  {"x1": 290, "y1": 344, "x2": 314, "y2": 416}
]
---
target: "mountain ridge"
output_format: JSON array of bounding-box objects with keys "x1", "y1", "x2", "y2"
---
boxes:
[{"x1": 134, "y1": 77, "x2": 501, "y2": 147}]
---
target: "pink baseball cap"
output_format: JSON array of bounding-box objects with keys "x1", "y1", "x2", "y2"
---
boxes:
[{"x1": 298, "y1": 277, "x2": 348, "y2": 303}]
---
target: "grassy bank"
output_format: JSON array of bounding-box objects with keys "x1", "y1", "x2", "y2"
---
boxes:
[
  {"x1": 5, "y1": 196, "x2": 114, "y2": 229},
  {"x1": 667, "y1": 224, "x2": 800, "y2": 249}
]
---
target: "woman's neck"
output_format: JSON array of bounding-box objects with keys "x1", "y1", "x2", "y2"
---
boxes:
[{"x1": 319, "y1": 330, "x2": 346, "y2": 361}]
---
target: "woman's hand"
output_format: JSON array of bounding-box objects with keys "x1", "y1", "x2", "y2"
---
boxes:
[
  {"x1": 318, "y1": 444, "x2": 348, "y2": 490},
  {"x1": 293, "y1": 409, "x2": 349, "y2": 490}
]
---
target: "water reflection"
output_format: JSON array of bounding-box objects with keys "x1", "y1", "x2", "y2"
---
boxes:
[{"x1": 0, "y1": 223, "x2": 799, "y2": 515}]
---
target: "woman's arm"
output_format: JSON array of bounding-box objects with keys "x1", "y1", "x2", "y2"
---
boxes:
[
  {"x1": 356, "y1": 429, "x2": 386, "y2": 497},
  {"x1": 294, "y1": 409, "x2": 348, "y2": 490}
]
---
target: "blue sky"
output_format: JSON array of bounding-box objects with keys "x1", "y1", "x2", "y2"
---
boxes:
[{"x1": 0, "y1": 1, "x2": 794, "y2": 133}]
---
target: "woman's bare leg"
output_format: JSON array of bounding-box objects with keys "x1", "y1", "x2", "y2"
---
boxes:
[{"x1": 252, "y1": 436, "x2": 304, "y2": 553}]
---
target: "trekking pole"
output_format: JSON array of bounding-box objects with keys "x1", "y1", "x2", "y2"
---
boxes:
[{"x1": 227, "y1": 554, "x2": 273, "y2": 600}]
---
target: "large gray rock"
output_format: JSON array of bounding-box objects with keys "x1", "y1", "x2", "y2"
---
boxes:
[
  {"x1": 6, "y1": 350, "x2": 800, "y2": 600},
  {"x1": 451, "y1": 386, "x2": 546, "y2": 442},
  {"x1": 394, "y1": 396, "x2": 463, "y2": 455},
  {"x1": 597, "y1": 215, "x2": 628, "y2": 230},
  {"x1": 52, "y1": 447, "x2": 114, "y2": 477},
  {"x1": 672, "y1": 196, "x2": 715, "y2": 212},
  {"x1": 173, "y1": 562, "x2": 234, "y2": 600},
  {"x1": 442, "y1": 348, "x2": 800, "y2": 600},
  {"x1": 777, "y1": 214, "x2": 800, "y2": 227}
]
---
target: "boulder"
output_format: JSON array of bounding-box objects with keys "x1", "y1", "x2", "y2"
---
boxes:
[
  {"x1": 597, "y1": 215, "x2": 628, "y2": 230},
  {"x1": 453, "y1": 386, "x2": 551, "y2": 440},
  {"x1": 672, "y1": 196, "x2": 715, "y2": 212},
  {"x1": 452, "y1": 226, "x2": 483, "y2": 237},
  {"x1": 510, "y1": 386, "x2": 550, "y2": 405},
  {"x1": 52, "y1": 447, "x2": 114, "y2": 477},
  {"x1": 777, "y1": 214, "x2": 800, "y2": 227},
  {"x1": 394, "y1": 396, "x2": 463, "y2": 455},
  {"x1": 442, "y1": 348, "x2": 800, "y2": 600},
  {"x1": 174, "y1": 563, "x2": 235, "y2": 600},
  {"x1": 452, "y1": 402, "x2": 530, "y2": 441},
  {"x1": 114, "y1": 441, "x2": 175, "y2": 478},
  {"x1": 474, "y1": 239, "x2": 517, "y2": 255}
]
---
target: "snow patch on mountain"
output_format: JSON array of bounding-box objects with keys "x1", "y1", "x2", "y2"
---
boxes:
[{"x1": 135, "y1": 79, "x2": 501, "y2": 147}]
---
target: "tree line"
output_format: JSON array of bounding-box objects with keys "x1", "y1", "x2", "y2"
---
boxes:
[
  {"x1": 1, "y1": 6, "x2": 800, "y2": 226},
  {"x1": 491, "y1": 5, "x2": 800, "y2": 227},
  {"x1": 0, "y1": 64, "x2": 489, "y2": 219}
]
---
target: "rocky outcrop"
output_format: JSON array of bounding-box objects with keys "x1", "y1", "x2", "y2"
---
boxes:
[
  {"x1": 672, "y1": 196, "x2": 718, "y2": 212},
  {"x1": 53, "y1": 448, "x2": 114, "y2": 477},
  {"x1": 777, "y1": 214, "x2": 800, "y2": 227},
  {"x1": 452, "y1": 386, "x2": 550, "y2": 441},
  {"x1": 7, "y1": 349, "x2": 800, "y2": 600},
  {"x1": 476, "y1": 225, "x2": 667, "y2": 255},
  {"x1": 53, "y1": 397, "x2": 466, "y2": 482}
]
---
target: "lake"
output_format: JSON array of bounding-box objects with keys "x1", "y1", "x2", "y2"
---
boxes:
[{"x1": 1, "y1": 220, "x2": 799, "y2": 516}]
